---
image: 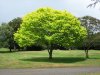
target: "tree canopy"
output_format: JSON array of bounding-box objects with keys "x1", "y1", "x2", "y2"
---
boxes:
[
  {"x1": 0, "y1": 17, "x2": 22, "y2": 51},
  {"x1": 14, "y1": 7, "x2": 87, "y2": 59},
  {"x1": 79, "y1": 16, "x2": 100, "y2": 34}
]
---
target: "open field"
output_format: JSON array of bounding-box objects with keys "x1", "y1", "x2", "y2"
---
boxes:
[{"x1": 0, "y1": 48, "x2": 100, "y2": 68}]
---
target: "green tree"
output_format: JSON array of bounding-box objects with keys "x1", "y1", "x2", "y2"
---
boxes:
[
  {"x1": 92, "y1": 32, "x2": 100, "y2": 49},
  {"x1": 0, "y1": 17, "x2": 22, "y2": 51},
  {"x1": 14, "y1": 7, "x2": 87, "y2": 59},
  {"x1": 0, "y1": 23, "x2": 13, "y2": 49},
  {"x1": 8, "y1": 17, "x2": 22, "y2": 51},
  {"x1": 79, "y1": 16, "x2": 100, "y2": 58},
  {"x1": 8, "y1": 17, "x2": 22, "y2": 32}
]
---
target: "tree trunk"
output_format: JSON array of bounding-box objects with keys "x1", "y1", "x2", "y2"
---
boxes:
[
  {"x1": 9, "y1": 45, "x2": 12, "y2": 52},
  {"x1": 84, "y1": 43, "x2": 89, "y2": 59},
  {"x1": 85, "y1": 49, "x2": 89, "y2": 58},
  {"x1": 10, "y1": 48, "x2": 12, "y2": 52},
  {"x1": 14, "y1": 43, "x2": 16, "y2": 51},
  {"x1": 47, "y1": 43, "x2": 53, "y2": 59},
  {"x1": 48, "y1": 49, "x2": 53, "y2": 59}
]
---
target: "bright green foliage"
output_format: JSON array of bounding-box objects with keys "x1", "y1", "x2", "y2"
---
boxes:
[{"x1": 14, "y1": 7, "x2": 87, "y2": 48}]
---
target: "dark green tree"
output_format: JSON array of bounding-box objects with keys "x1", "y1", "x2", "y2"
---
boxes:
[
  {"x1": 8, "y1": 17, "x2": 22, "y2": 51},
  {"x1": 79, "y1": 16, "x2": 100, "y2": 58},
  {"x1": 93, "y1": 32, "x2": 100, "y2": 49},
  {"x1": 0, "y1": 17, "x2": 22, "y2": 51},
  {"x1": 0, "y1": 23, "x2": 13, "y2": 50}
]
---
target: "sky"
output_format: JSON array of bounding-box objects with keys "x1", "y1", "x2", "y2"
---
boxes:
[{"x1": 0, "y1": 0, "x2": 100, "y2": 24}]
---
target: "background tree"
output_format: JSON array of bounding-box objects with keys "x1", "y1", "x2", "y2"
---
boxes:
[
  {"x1": 0, "y1": 17, "x2": 22, "y2": 51},
  {"x1": 79, "y1": 16, "x2": 100, "y2": 58},
  {"x1": 0, "y1": 23, "x2": 12, "y2": 48},
  {"x1": 79, "y1": 16, "x2": 100, "y2": 34},
  {"x1": 14, "y1": 7, "x2": 87, "y2": 59},
  {"x1": 8, "y1": 17, "x2": 22, "y2": 51},
  {"x1": 92, "y1": 32, "x2": 100, "y2": 49}
]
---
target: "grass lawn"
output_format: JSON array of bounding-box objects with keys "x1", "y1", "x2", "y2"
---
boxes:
[{"x1": 0, "y1": 48, "x2": 100, "y2": 68}]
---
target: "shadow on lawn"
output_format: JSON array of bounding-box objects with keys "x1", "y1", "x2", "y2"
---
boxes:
[
  {"x1": 20, "y1": 57, "x2": 86, "y2": 63},
  {"x1": 0, "y1": 51, "x2": 11, "y2": 53},
  {"x1": 88, "y1": 58, "x2": 100, "y2": 59},
  {"x1": 0, "y1": 50, "x2": 17, "y2": 53}
]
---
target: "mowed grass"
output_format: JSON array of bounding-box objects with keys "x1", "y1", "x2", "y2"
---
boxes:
[{"x1": 0, "y1": 48, "x2": 100, "y2": 68}]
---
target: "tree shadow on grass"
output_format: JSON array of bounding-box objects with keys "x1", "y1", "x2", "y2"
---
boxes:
[
  {"x1": 0, "y1": 51, "x2": 11, "y2": 53},
  {"x1": 0, "y1": 50, "x2": 17, "y2": 53},
  {"x1": 20, "y1": 57, "x2": 86, "y2": 63},
  {"x1": 88, "y1": 58, "x2": 100, "y2": 59}
]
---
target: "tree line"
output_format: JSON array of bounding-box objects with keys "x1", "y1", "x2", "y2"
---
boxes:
[
  {"x1": 0, "y1": 8, "x2": 100, "y2": 59},
  {"x1": 0, "y1": 16, "x2": 99, "y2": 50}
]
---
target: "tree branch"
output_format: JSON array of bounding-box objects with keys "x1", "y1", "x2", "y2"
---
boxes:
[{"x1": 87, "y1": 0, "x2": 100, "y2": 8}]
